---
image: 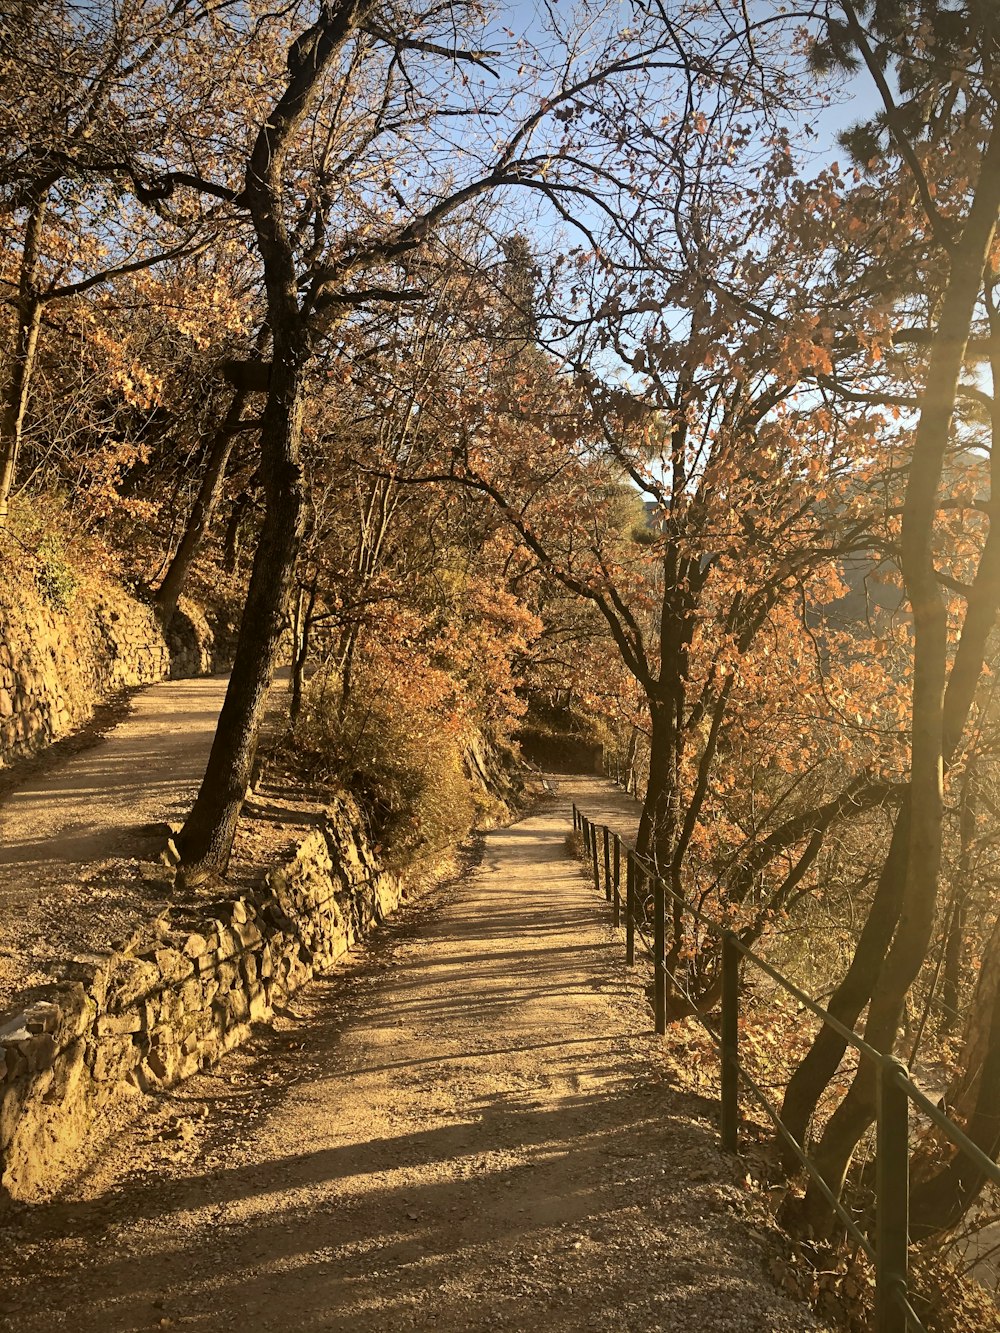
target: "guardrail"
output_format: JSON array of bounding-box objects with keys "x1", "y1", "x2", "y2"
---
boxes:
[{"x1": 571, "y1": 796, "x2": 1000, "y2": 1333}]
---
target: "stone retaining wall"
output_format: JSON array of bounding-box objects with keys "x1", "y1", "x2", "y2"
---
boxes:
[
  {"x1": 0, "y1": 564, "x2": 219, "y2": 766},
  {"x1": 0, "y1": 794, "x2": 400, "y2": 1200}
]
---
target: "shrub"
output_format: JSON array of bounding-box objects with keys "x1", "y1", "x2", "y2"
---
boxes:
[
  {"x1": 293, "y1": 654, "x2": 475, "y2": 869},
  {"x1": 1, "y1": 491, "x2": 105, "y2": 611},
  {"x1": 34, "y1": 533, "x2": 79, "y2": 610}
]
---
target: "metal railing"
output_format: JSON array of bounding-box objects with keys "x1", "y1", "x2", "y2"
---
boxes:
[{"x1": 571, "y1": 797, "x2": 1000, "y2": 1333}]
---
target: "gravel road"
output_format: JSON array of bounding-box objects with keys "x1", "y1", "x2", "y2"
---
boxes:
[{"x1": 0, "y1": 774, "x2": 828, "y2": 1332}]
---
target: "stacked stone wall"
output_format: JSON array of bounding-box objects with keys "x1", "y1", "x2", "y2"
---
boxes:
[
  {"x1": 0, "y1": 563, "x2": 218, "y2": 766},
  {"x1": 0, "y1": 794, "x2": 401, "y2": 1200}
]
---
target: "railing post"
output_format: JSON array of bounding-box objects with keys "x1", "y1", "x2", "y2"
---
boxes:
[
  {"x1": 721, "y1": 932, "x2": 740, "y2": 1154},
  {"x1": 625, "y1": 851, "x2": 635, "y2": 964},
  {"x1": 572, "y1": 803, "x2": 578, "y2": 832},
  {"x1": 876, "y1": 1058, "x2": 910, "y2": 1333},
  {"x1": 602, "y1": 826, "x2": 612, "y2": 903},
  {"x1": 653, "y1": 872, "x2": 666, "y2": 1035},
  {"x1": 591, "y1": 823, "x2": 601, "y2": 893},
  {"x1": 612, "y1": 835, "x2": 621, "y2": 929}
]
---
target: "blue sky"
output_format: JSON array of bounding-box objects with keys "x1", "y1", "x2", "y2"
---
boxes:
[{"x1": 499, "y1": 0, "x2": 889, "y2": 168}]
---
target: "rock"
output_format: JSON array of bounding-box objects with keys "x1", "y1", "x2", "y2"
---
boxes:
[
  {"x1": 96, "y1": 1012, "x2": 142, "y2": 1037},
  {"x1": 104, "y1": 958, "x2": 160, "y2": 1010},
  {"x1": 44, "y1": 1038, "x2": 85, "y2": 1104},
  {"x1": 138, "y1": 863, "x2": 176, "y2": 895},
  {"x1": 24, "y1": 1003, "x2": 60, "y2": 1036},
  {"x1": 151, "y1": 948, "x2": 193, "y2": 984},
  {"x1": 91, "y1": 1035, "x2": 138, "y2": 1083},
  {"x1": 0, "y1": 1085, "x2": 25, "y2": 1149}
]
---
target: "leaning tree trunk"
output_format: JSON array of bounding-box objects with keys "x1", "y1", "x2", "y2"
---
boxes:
[
  {"x1": 177, "y1": 0, "x2": 370, "y2": 873},
  {"x1": 800, "y1": 128, "x2": 1000, "y2": 1231},
  {"x1": 782, "y1": 494, "x2": 1000, "y2": 1167},
  {"x1": 155, "y1": 387, "x2": 252, "y2": 622},
  {"x1": 944, "y1": 910, "x2": 1000, "y2": 1130},
  {"x1": 778, "y1": 798, "x2": 909, "y2": 1164},
  {"x1": 0, "y1": 186, "x2": 47, "y2": 524}
]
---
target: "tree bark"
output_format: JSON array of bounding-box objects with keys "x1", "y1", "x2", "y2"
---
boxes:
[
  {"x1": 0, "y1": 186, "x2": 48, "y2": 523},
  {"x1": 945, "y1": 910, "x2": 1000, "y2": 1129},
  {"x1": 222, "y1": 491, "x2": 252, "y2": 573},
  {"x1": 636, "y1": 697, "x2": 678, "y2": 872},
  {"x1": 290, "y1": 578, "x2": 317, "y2": 725},
  {"x1": 909, "y1": 920, "x2": 1000, "y2": 1239},
  {"x1": 779, "y1": 797, "x2": 909, "y2": 1163},
  {"x1": 943, "y1": 765, "x2": 976, "y2": 1031},
  {"x1": 176, "y1": 352, "x2": 308, "y2": 872},
  {"x1": 155, "y1": 387, "x2": 251, "y2": 622}
]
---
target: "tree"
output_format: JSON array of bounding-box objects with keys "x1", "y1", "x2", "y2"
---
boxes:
[
  {"x1": 170, "y1": 0, "x2": 740, "y2": 873},
  {"x1": 424, "y1": 124, "x2": 901, "y2": 989},
  {"x1": 764, "y1": 0, "x2": 1000, "y2": 1233},
  {"x1": 0, "y1": 0, "x2": 239, "y2": 524}
]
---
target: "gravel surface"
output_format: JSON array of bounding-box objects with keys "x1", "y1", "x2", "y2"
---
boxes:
[{"x1": 0, "y1": 774, "x2": 829, "y2": 1332}]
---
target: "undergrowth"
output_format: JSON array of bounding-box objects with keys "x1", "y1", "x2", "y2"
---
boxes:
[{"x1": 289, "y1": 662, "x2": 477, "y2": 870}]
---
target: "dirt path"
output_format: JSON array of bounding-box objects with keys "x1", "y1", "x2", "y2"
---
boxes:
[
  {"x1": 0, "y1": 774, "x2": 826, "y2": 1333},
  {"x1": 0, "y1": 675, "x2": 230, "y2": 883},
  {"x1": 0, "y1": 675, "x2": 230, "y2": 1008}
]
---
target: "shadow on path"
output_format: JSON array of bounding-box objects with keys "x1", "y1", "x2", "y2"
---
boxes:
[{"x1": 0, "y1": 775, "x2": 828, "y2": 1333}]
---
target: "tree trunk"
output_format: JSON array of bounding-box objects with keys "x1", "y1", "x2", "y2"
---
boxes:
[
  {"x1": 222, "y1": 491, "x2": 252, "y2": 573},
  {"x1": 177, "y1": 353, "x2": 308, "y2": 873},
  {"x1": 945, "y1": 911, "x2": 1000, "y2": 1129},
  {"x1": 636, "y1": 698, "x2": 677, "y2": 872},
  {"x1": 155, "y1": 387, "x2": 251, "y2": 622},
  {"x1": 800, "y1": 126, "x2": 1000, "y2": 1231},
  {"x1": 779, "y1": 797, "x2": 909, "y2": 1164},
  {"x1": 177, "y1": 0, "x2": 371, "y2": 872},
  {"x1": 943, "y1": 765, "x2": 976, "y2": 1031},
  {"x1": 289, "y1": 579, "x2": 317, "y2": 726},
  {"x1": 943, "y1": 890, "x2": 967, "y2": 1033},
  {"x1": 0, "y1": 187, "x2": 48, "y2": 524},
  {"x1": 338, "y1": 620, "x2": 360, "y2": 719},
  {"x1": 909, "y1": 920, "x2": 1000, "y2": 1239}
]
